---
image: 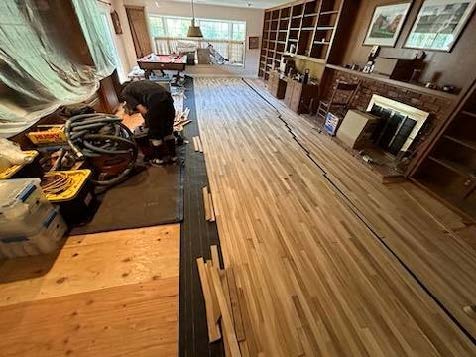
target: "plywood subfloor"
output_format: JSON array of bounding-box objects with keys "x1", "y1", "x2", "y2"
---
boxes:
[
  {"x1": 194, "y1": 78, "x2": 476, "y2": 356},
  {"x1": 0, "y1": 225, "x2": 179, "y2": 357}
]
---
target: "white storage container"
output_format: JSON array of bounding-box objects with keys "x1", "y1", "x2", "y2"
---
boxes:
[
  {"x1": 0, "y1": 208, "x2": 66, "y2": 259},
  {"x1": 0, "y1": 178, "x2": 54, "y2": 238}
]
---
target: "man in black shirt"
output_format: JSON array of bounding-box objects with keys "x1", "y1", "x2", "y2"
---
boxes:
[{"x1": 121, "y1": 80, "x2": 176, "y2": 164}]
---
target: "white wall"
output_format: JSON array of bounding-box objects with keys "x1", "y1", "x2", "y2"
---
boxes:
[
  {"x1": 112, "y1": 0, "x2": 264, "y2": 77},
  {"x1": 110, "y1": 0, "x2": 136, "y2": 72}
]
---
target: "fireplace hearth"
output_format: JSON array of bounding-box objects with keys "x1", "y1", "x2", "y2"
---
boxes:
[{"x1": 366, "y1": 95, "x2": 430, "y2": 156}]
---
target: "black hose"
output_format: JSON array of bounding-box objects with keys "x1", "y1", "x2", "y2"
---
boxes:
[
  {"x1": 82, "y1": 141, "x2": 130, "y2": 155},
  {"x1": 65, "y1": 113, "x2": 138, "y2": 186},
  {"x1": 70, "y1": 117, "x2": 121, "y2": 127}
]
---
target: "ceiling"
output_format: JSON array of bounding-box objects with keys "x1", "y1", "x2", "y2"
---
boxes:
[{"x1": 167, "y1": 0, "x2": 290, "y2": 9}]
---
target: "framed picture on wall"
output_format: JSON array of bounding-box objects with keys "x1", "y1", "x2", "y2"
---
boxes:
[
  {"x1": 249, "y1": 36, "x2": 260, "y2": 50},
  {"x1": 405, "y1": 0, "x2": 476, "y2": 52},
  {"x1": 363, "y1": 2, "x2": 413, "y2": 47}
]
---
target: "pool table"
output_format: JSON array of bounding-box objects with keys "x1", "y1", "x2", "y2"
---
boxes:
[{"x1": 137, "y1": 54, "x2": 187, "y2": 79}]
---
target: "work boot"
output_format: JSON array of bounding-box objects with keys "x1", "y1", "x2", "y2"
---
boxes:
[
  {"x1": 150, "y1": 140, "x2": 169, "y2": 165},
  {"x1": 165, "y1": 137, "x2": 177, "y2": 163}
]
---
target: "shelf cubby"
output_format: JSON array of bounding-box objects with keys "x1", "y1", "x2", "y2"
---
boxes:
[
  {"x1": 260, "y1": 0, "x2": 345, "y2": 77},
  {"x1": 301, "y1": 15, "x2": 317, "y2": 28},
  {"x1": 281, "y1": 7, "x2": 291, "y2": 18},
  {"x1": 415, "y1": 79, "x2": 476, "y2": 219},
  {"x1": 304, "y1": 0, "x2": 319, "y2": 14},
  {"x1": 321, "y1": 0, "x2": 342, "y2": 13},
  {"x1": 292, "y1": 3, "x2": 303, "y2": 16}
]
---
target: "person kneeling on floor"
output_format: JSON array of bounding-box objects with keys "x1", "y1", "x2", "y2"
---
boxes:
[{"x1": 121, "y1": 80, "x2": 176, "y2": 165}]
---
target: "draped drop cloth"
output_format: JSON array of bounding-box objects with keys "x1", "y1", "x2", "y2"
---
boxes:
[{"x1": 0, "y1": 0, "x2": 116, "y2": 137}]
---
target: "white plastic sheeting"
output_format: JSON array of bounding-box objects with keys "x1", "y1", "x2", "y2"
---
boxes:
[{"x1": 0, "y1": 0, "x2": 115, "y2": 137}]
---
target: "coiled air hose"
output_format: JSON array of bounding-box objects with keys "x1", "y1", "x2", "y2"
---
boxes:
[{"x1": 65, "y1": 113, "x2": 138, "y2": 186}]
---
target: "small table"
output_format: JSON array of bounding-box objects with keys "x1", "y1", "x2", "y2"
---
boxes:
[{"x1": 137, "y1": 54, "x2": 187, "y2": 84}]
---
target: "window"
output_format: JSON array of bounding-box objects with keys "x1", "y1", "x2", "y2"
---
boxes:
[
  {"x1": 198, "y1": 19, "x2": 230, "y2": 40},
  {"x1": 232, "y1": 23, "x2": 245, "y2": 41},
  {"x1": 165, "y1": 17, "x2": 191, "y2": 38},
  {"x1": 149, "y1": 16, "x2": 166, "y2": 38},
  {"x1": 148, "y1": 15, "x2": 246, "y2": 65}
]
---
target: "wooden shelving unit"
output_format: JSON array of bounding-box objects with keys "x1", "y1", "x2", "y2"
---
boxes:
[
  {"x1": 259, "y1": 0, "x2": 344, "y2": 79},
  {"x1": 414, "y1": 81, "x2": 476, "y2": 220}
]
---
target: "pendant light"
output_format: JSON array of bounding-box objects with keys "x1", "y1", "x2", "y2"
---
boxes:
[{"x1": 187, "y1": 0, "x2": 203, "y2": 38}]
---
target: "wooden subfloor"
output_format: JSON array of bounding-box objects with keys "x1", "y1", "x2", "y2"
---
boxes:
[
  {"x1": 0, "y1": 225, "x2": 179, "y2": 357},
  {"x1": 194, "y1": 78, "x2": 476, "y2": 356}
]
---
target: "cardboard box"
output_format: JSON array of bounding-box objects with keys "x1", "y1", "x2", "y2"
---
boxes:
[{"x1": 337, "y1": 110, "x2": 379, "y2": 149}]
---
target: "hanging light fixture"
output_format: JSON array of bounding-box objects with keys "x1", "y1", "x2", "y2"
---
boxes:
[{"x1": 187, "y1": 0, "x2": 203, "y2": 38}]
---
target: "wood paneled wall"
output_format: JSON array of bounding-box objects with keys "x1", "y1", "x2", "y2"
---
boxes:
[{"x1": 334, "y1": 0, "x2": 476, "y2": 91}]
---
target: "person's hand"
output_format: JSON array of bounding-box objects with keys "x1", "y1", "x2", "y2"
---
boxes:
[{"x1": 137, "y1": 104, "x2": 148, "y2": 116}]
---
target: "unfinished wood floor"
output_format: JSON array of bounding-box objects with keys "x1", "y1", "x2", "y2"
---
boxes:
[
  {"x1": 0, "y1": 225, "x2": 179, "y2": 356},
  {"x1": 195, "y1": 77, "x2": 476, "y2": 356}
]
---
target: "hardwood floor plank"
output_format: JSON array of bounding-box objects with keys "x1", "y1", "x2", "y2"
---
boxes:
[
  {"x1": 211, "y1": 266, "x2": 242, "y2": 357},
  {"x1": 197, "y1": 257, "x2": 222, "y2": 342},
  {"x1": 249, "y1": 77, "x2": 476, "y2": 339},
  {"x1": 194, "y1": 78, "x2": 476, "y2": 356}
]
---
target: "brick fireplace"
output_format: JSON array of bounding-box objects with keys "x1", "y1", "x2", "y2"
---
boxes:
[{"x1": 320, "y1": 67, "x2": 457, "y2": 175}]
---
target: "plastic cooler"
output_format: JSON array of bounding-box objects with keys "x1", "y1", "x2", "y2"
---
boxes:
[
  {"x1": 0, "y1": 208, "x2": 66, "y2": 259},
  {"x1": 0, "y1": 178, "x2": 54, "y2": 238}
]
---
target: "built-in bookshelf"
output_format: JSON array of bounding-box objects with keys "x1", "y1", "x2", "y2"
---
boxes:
[
  {"x1": 259, "y1": 0, "x2": 344, "y2": 79},
  {"x1": 414, "y1": 80, "x2": 476, "y2": 219}
]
